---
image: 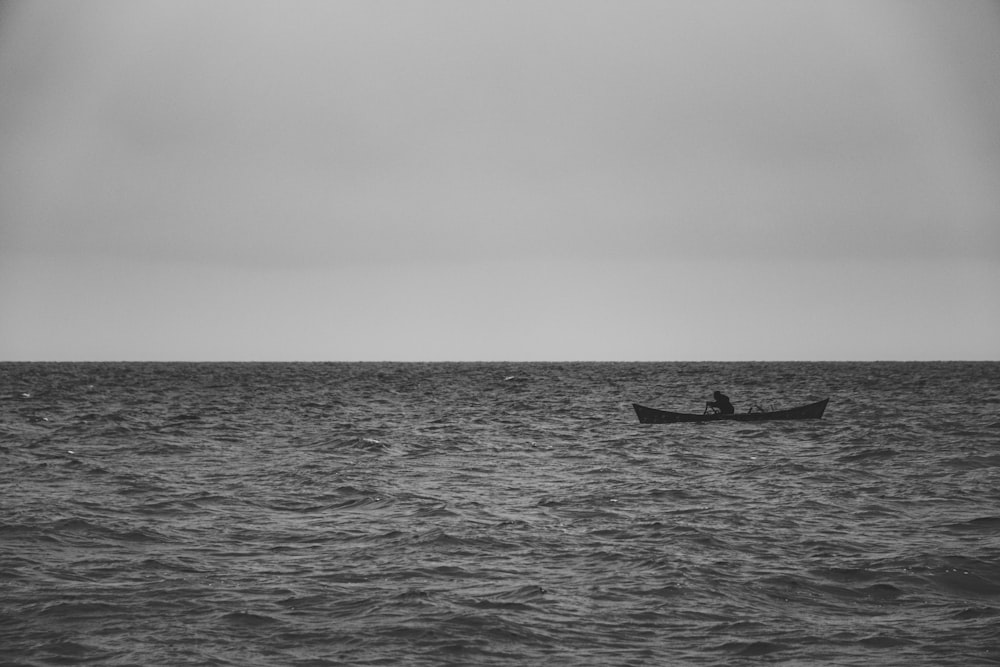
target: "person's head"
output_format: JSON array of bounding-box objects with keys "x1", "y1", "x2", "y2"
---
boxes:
[{"x1": 713, "y1": 391, "x2": 722, "y2": 399}]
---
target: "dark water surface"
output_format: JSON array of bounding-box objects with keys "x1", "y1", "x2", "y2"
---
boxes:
[{"x1": 2, "y1": 362, "x2": 999, "y2": 665}]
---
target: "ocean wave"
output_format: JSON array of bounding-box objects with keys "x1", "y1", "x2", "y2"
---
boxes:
[{"x1": 2, "y1": 361, "x2": 999, "y2": 666}]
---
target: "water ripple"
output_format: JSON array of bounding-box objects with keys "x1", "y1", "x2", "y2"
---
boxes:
[{"x1": 1, "y1": 361, "x2": 998, "y2": 665}]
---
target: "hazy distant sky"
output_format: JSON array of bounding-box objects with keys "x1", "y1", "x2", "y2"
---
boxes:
[{"x1": 1, "y1": 0, "x2": 998, "y2": 361}]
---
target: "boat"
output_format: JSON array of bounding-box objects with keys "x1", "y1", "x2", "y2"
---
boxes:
[{"x1": 632, "y1": 398, "x2": 829, "y2": 424}]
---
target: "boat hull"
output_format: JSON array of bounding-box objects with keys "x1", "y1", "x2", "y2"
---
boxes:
[{"x1": 633, "y1": 398, "x2": 829, "y2": 424}]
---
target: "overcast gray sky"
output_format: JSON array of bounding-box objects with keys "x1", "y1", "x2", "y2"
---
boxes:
[{"x1": 1, "y1": 0, "x2": 998, "y2": 361}]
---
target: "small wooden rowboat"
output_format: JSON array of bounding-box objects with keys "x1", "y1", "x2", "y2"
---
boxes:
[{"x1": 633, "y1": 398, "x2": 829, "y2": 424}]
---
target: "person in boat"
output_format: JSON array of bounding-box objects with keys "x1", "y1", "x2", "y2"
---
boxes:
[{"x1": 706, "y1": 391, "x2": 735, "y2": 414}]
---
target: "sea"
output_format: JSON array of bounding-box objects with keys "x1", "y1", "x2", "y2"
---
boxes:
[{"x1": 1, "y1": 361, "x2": 998, "y2": 666}]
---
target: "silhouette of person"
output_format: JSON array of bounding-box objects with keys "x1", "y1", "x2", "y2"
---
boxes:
[{"x1": 706, "y1": 391, "x2": 734, "y2": 414}]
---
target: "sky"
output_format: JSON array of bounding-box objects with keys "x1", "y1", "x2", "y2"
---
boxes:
[{"x1": 1, "y1": 0, "x2": 998, "y2": 361}]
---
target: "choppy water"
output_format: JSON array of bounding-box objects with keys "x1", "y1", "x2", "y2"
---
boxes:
[{"x1": 1, "y1": 361, "x2": 999, "y2": 666}]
